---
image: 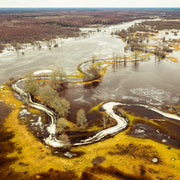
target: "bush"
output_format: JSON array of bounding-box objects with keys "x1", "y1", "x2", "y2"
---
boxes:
[
  {"x1": 39, "y1": 85, "x2": 70, "y2": 118},
  {"x1": 39, "y1": 85, "x2": 58, "y2": 104},
  {"x1": 56, "y1": 118, "x2": 68, "y2": 134},
  {"x1": 52, "y1": 98, "x2": 70, "y2": 118},
  {"x1": 25, "y1": 75, "x2": 38, "y2": 96},
  {"x1": 83, "y1": 66, "x2": 101, "y2": 82}
]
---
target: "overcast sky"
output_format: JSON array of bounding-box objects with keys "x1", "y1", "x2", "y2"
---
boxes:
[{"x1": 0, "y1": 0, "x2": 180, "y2": 8}]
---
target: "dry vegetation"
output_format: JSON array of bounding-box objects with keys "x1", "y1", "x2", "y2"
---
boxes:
[
  {"x1": 0, "y1": 8, "x2": 180, "y2": 52},
  {"x1": 141, "y1": 20, "x2": 180, "y2": 30}
]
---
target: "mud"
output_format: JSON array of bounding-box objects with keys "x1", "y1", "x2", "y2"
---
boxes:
[
  {"x1": 83, "y1": 165, "x2": 148, "y2": 180},
  {"x1": 128, "y1": 119, "x2": 180, "y2": 148},
  {"x1": 29, "y1": 168, "x2": 78, "y2": 180},
  {"x1": 109, "y1": 143, "x2": 161, "y2": 164}
]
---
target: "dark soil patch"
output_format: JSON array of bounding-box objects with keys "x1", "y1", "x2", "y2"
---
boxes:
[
  {"x1": 117, "y1": 105, "x2": 164, "y2": 119},
  {"x1": 91, "y1": 156, "x2": 106, "y2": 166},
  {"x1": 83, "y1": 165, "x2": 148, "y2": 180},
  {"x1": 0, "y1": 102, "x2": 19, "y2": 179},
  {"x1": 29, "y1": 168, "x2": 78, "y2": 180},
  {"x1": 0, "y1": 101, "x2": 12, "y2": 121},
  {"x1": 128, "y1": 119, "x2": 180, "y2": 149},
  {"x1": 108, "y1": 143, "x2": 161, "y2": 164}
]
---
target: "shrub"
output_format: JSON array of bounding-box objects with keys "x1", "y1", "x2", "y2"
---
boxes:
[
  {"x1": 52, "y1": 98, "x2": 70, "y2": 118},
  {"x1": 56, "y1": 118, "x2": 68, "y2": 134},
  {"x1": 83, "y1": 66, "x2": 101, "y2": 81},
  {"x1": 76, "y1": 108, "x2": 87, "y2": 129},
  {"x1": 25, "y1": 75, "x2": 38, "y2": 96},
  {"x1": 39, "y1": 85, "x2": 70, "y2": 118}
]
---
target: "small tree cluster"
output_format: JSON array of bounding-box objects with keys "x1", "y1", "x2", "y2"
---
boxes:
[
  {"x1": 39, "y1": 85, "x2": 70, "y2": 118},
  {"x1": 51, "y1": 68, "x2": 67, "y2": 91},
  {"x1": 56, "y1": 118, "x2": 68, "y2": 134},
  {"x1": 83, "y1": 65, "x2": 101, "y2": 82},
  {"x1": 25, "y1": 75, "x2": 38, "y2": 96}
]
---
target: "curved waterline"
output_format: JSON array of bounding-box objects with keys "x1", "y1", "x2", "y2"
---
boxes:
[
  {"x1": 12, "y1": 78, "x2": 129, "y2": 147},
  {"x1": 11, "y1": 59, "x2": 180, "y2": 148}
]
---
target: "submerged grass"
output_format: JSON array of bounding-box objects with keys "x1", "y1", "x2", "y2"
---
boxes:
[
  {"x1": 89, "y1": 103, "x2": 102, "y2": 113},
  {"x1": 167, "y1": 56, "x2": 178, "y2": 63}
]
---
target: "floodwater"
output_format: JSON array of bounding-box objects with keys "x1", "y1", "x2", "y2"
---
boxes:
[
  {"x1": 61, "y1": 58, "x2": 180, "y2": 148},
  {"x1": 0, "y1": 19, "x2": 156, "y2": 84},
  {"x1": 0, "y1": 20, "x2": 134, "y2": 84},
  {"x1": 1, "y1": 19, "x2": 180, "y2": 148}
]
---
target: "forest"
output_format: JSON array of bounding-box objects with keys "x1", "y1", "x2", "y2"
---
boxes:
[{"x1": 0, "y1": 8, "x2": 180, "y2": 48}]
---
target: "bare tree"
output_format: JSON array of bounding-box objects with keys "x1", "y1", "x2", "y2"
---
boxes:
[
  {"x1": 83, "y1": 65, "x2": 101, "y2": 82},
  {"x1": 58, "y1": 133, "x2": 71, "y2": 150},
  {"x1": 134, "y1": 51, "x2": 139, "y2": 61},
  {"x1": 91, "y1": 55, "x2": 97, "y2": 64}
]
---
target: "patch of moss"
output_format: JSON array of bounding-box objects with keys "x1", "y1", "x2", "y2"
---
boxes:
[{"x1": 89, "y1": 103, "x2": 102, "y2": 113}]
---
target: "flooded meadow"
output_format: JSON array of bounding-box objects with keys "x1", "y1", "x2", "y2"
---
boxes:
[{"x1": 1, "y1": 18, "x2": 180, "y2": 179}]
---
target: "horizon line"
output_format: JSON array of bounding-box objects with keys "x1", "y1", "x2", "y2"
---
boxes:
[{"x1": 0, "y1": 7, "x2": 180, "y2": 9}]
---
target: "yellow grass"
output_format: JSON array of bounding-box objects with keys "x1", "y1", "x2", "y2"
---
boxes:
[
  {"x1": 1, "y1": 83, "x2": 180, "y2": 179},
  {"x1": 167, "y1": 56, "x2": 178, "y2": 63},
  {"x1": 68, "y1": 71, "x2": 84, "y2": 78},
  {"x1": 173, "y1": 43, "x2": 180, "y2": 50}
]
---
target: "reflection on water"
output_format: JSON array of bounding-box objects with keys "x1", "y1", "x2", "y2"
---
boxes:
[
  {"x1": 96, "y1": 58, "x2": 180, "y2": 106},
  {"x1": 64, "y1": 57, "x2": 180, "y2": 108}
]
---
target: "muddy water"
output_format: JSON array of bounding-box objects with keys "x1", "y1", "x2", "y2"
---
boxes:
[
  {"x1": 97, "y1": 60, "x2": 180, "y2": 106},
  {"x1": 64, "y1": 59, "x2": 180, "y2": 107},
  {"x1": 60, "y1": 58, "x2": 180, "y2": 148},
  {"x1": 0, "y1": 27, "x2": 122, "y2": 84}
]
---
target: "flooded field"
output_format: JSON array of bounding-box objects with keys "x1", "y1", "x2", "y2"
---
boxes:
[{"x1": 1, "y1": 17, "x2": 180, "y2": 179}]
